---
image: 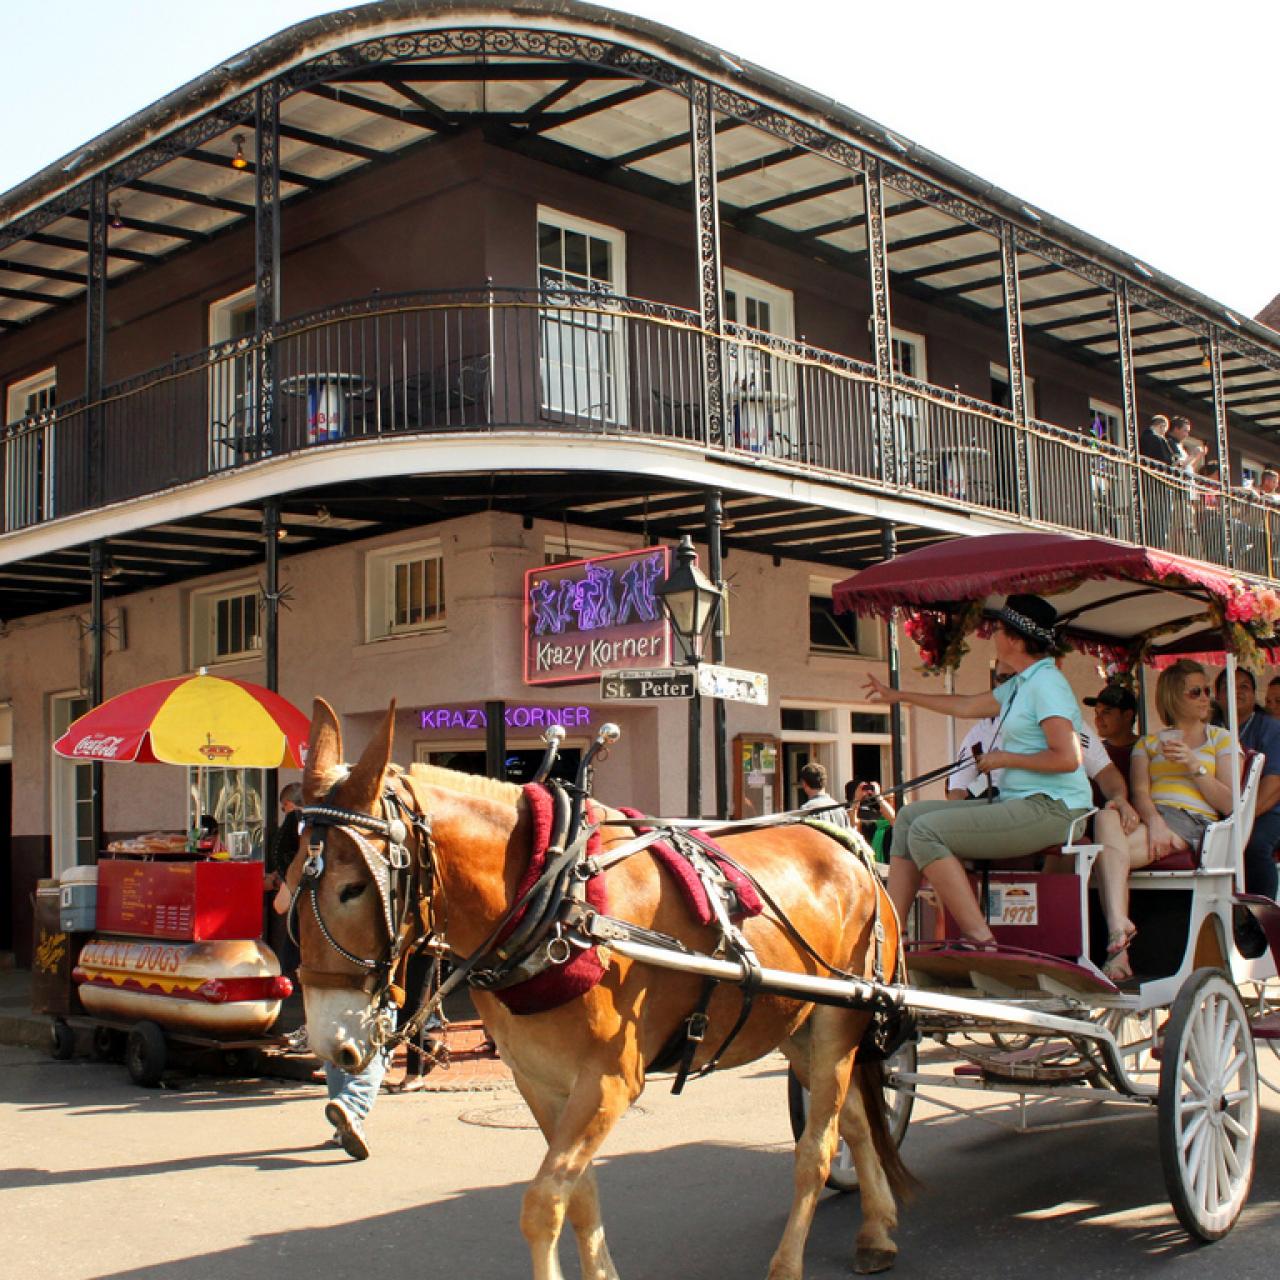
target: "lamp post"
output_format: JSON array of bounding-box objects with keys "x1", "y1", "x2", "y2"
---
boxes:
[{"x1": 656, "y1": 535, "x2": 724, "y2": 817}]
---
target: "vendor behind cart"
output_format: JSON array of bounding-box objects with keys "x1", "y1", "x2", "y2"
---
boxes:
[{"x1": 864, "y1": 593, "x2": 1091, "y2": 946}]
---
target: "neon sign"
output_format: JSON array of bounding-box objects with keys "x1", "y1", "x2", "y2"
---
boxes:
[
  {"x1": 524, "y1": 546, "x2": 671, "y2": 685},
  {"x1": 419, "y1": 704, "x2": 593, "y2": 732}
]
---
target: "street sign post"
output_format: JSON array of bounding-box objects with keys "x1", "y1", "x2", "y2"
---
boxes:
[
  {"x1": 695, "y1": 663, "x2": 769, "y2": 706},
  {"x1": 600, "y1": 668, "x2": 695, "y2": 701}
]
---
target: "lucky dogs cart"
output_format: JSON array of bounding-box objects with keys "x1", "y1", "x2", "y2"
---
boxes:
[
  {"x1": 40, "y1": 671, "x2": 309, "y2": 1085},
  {"x1": 782, "y1": 530, "x2": 1280, "y2": 1242}
]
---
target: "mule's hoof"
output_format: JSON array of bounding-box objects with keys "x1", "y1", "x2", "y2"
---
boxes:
[{"x1": 853, "y1": 1247, "x2": 897, "y2": 1274}]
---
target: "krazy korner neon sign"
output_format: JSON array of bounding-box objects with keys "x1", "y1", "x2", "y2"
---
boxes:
[
  {"x1": 419, "y1": 704, "x2": 592, "y2": 731},
  {"x1": 524, "y1": 547, "x2": 672, "y2": 685}
]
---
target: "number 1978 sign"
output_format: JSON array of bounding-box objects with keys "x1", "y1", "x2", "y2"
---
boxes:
[{"x1": 524, "y1": 547, "x2": 671, "y2": 686}]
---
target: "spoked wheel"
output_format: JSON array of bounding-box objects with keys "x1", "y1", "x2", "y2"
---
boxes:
[
  {"x1": 787, "y1": 1039, "x2": 917, "y2": 1193},
  {"x1": 1158, "y1": 969, "x2": 1258, "y2": 1241},
  {"x1": 126, "y1": 1021, "x2": 168, "y2": 1088}
]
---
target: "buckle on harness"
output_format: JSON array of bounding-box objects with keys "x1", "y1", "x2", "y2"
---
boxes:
[
  {"x1": 546, "y1": 933, "x2": 572, "y2": 965},
  {"x1": 686, "y1": 1011, "x2": 709, "y2": 1044}
]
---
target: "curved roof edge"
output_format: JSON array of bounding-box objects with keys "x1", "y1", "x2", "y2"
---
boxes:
[{"x1": 1, "y1": 0, "x2": 1274, "y2": 354}]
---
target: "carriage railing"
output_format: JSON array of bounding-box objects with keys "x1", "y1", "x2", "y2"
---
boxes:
[{"x1": 3, "y1": 283, "x2": 1277, "y2": 582}]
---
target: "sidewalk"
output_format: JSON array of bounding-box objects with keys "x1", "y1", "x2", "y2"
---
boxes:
[{"x1": 0, "y1": 964, "x2": 511, "y2": 1091}]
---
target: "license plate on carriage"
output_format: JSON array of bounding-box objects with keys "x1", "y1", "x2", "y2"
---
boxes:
[{"x1": 987, "y1": 882, "x2": 1038, "y2": 927}]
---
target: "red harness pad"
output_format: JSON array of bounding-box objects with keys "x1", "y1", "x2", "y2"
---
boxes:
[
  {"x1": 617, "y1": 808, "x2": 763, "y2": 925},
  {"x1": 494, "y1": 785, "x2": 609, "y2": 1016}
]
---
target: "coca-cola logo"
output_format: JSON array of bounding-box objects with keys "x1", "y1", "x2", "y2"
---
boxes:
[{"x1": 75, "y1": 734, "x2": 126, "y2": 758}]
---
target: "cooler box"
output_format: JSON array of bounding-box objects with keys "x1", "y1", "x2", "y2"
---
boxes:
[
  {"x1": 97, "y1": 859, "x2": 264, "y2": 941},
  {"x1": 59, "y1": 865, "x2": 98, "y2": 932}
]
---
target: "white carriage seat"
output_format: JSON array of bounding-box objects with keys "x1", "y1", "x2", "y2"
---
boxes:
[{"x1": 1130, "y1": 750, "x2": 1262, "y2": 885}]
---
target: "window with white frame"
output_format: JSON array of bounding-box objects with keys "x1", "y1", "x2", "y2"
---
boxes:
[
  {"x1": 537, "y1": 207, "x2": 627, "y2": 424},
  {"x1": 1088, "y1": 397, "x2": 1123, "y2": 445},
  {"x1": 990, "y1": 362, "x2": 1039, "y2": 420},
  {"x1": 366, "y1": 539, "x2": 446, "y2": 641},
  {"x1": 890, "y1": 329, "x2": 927, "y2": 381},
  {"x1": 191, "y1": 582, "x2": 262, "y2": 666},
  {"x1": 724, "y1": 268, "x2": 798, "y2": 453},
  {"x1": 5, "y1": 367, "x2": 56, "y2": 528},
  {"x1": 208, "y1": 285, "x2": 256, "y2": 469},
  {"x1": 51, "y1": 693, "x2": 93, "y2": 875},
  {"x1": 809, "y1": 578, "x2": 883, "y2": 658},
  {"x1": 889, "y1": 328, "x2": 928, "y2": 459}
]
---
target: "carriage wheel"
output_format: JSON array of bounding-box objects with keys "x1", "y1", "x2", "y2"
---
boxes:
[
  {"x1": 49, "y1": 1019, "x2": 75, "y2": 1060},
  {"x1": 126, "y1": 1021, "x2": 168, "y2": 1088},
  {"x1": 787, "y1": 1039, "x2": 917, "y2": 1194},
  {"x1": 1158, "y1": 969, "x2": 1258, "y2": 1241}
]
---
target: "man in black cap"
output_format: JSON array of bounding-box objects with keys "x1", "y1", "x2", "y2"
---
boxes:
[{"x1": 1083, "y1": 684, "x2": 1139, "y2": 782}]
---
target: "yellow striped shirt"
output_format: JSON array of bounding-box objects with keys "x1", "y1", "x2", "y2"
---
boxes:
[{"x1": 1134, "y1": 725, "x2": 1231, "y2": 819}]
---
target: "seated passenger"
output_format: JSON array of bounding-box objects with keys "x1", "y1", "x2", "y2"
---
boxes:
[
  {"x1": 945, "y1": 664, "x2": 1014, "y2": 801},
  {"x1": 864, "y1": 594, "x2": 1091, "y2": 947},
  {"x1": 1215, "y1": 667, "x2": 1280, "y2": 899},
  {"x1": 1266, "y1": 675, "x2": 1280, "y2": 718},
  {"x1": 1130, "y1": 660, "x2": 1233, "y2": 867}
]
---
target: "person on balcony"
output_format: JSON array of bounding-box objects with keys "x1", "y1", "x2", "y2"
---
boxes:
[
  {"x1": 1169, "y1": 417, "x2": 1206, "y2": 475},
  {"x1": 1130, "y1": 660, "x2": 1233, "y2": 870},
  {"x1": 1139, "y1": 414, "x2": 1178, "y2": 467},
  {"x1": 1214, "y1": 667, "x2": 1280, "y2": 900},
  {"x1": 864, "y1": 594, "x2": 1091, "y2": 948}
]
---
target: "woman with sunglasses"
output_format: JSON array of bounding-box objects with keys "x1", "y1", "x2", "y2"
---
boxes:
[{"x1": 1130, "y1": 659, "x2": 1235, "y2": 872}]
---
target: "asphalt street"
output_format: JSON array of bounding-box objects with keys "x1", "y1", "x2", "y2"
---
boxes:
[{"x1": 4, "y1": 1040, "x2": 1280, "y2": 1280}]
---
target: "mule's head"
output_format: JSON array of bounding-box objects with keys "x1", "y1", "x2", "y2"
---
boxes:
[{"x1": 292, "y1": 697, "x2": 400, "y2": 1073}]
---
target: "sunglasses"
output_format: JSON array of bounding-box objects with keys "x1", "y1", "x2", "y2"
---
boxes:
[{"x1": 1183, "y1": 685, "x2": 1212, "y2": 698}]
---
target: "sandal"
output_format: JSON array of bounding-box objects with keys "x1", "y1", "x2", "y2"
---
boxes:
[
  {"x1": 1106, "y1": 925, "x2": 1137, "y2": 958},
  {"x1": 383, "y1": 1072, "x2": 429, "y2": 1094},
  {"x1": 953, "y1": 936, "x2": 999, "y2": 952},
  {"x1": 1102, "y1": 946, "x2": 1133, "y2": 983}
]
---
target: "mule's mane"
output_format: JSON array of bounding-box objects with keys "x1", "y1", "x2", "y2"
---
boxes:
[{"x1": 403, "y1": 762, "x2": 523, "y2": 806}]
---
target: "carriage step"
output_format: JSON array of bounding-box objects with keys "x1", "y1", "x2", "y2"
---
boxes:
[{"x1": 1250, "y1": 1011, "x2": 1280, "y2": 1041}]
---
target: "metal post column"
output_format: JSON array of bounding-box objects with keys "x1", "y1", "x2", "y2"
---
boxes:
[
  {"x1": 85, "y1": 174, "x2": 108, "y2": 507},
  {"x1": 255, "y1": 83, "x2": 282, "y2": 453},
  {"x1": 999, "y1": 224, "x2": 1032, "y2": 518},
  {"x1": 1207, "y1": 328, "x2": 1235, "y2": 567},
  {"x1": 1115, "y1": 281, "x2": 1144, "y2": 543},
  {"x1": 485, "y1": 701, "x2": 507, "y2": 780},
  {"x1": 881, "y1": 523, "x2": 904, "y2": 786},
  {"x1": 689, "y1": 80, "x2": 726, "y2": 449},
  {"x1": 865, "y1": 161, "x2": 896, "y2": 485},
  {"x1": 705, "y1": 490, "x2": 728, "y2": 819},
  {"x1": 262, "y1": 499, "x2": 281, "y2": 853},
  {"x1": 87, "y1": 543, "x2": 106, "y2": 862}
]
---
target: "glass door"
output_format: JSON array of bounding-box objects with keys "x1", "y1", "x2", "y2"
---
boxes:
[{"x1": 724, "y1": 270, "x2": 796, "y2": 454}]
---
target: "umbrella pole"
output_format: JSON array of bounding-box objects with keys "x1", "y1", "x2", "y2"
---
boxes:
[{"x1": 1225, "y1": 652, "x2": 1244, "y2": 893}]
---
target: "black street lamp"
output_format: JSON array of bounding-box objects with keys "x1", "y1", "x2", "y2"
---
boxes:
[{"x1": 656, "y1": 535, "x2": 724, "y2": 816}]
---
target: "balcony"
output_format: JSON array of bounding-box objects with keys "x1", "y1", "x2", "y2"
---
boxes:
[{"x1": 2, "y1": 285, "x2": 1275, "y2": 580}]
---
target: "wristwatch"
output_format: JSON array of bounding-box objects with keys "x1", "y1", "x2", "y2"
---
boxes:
[{"x1": 1194, "y1": 764, "x2": 1208, "y2": 777}]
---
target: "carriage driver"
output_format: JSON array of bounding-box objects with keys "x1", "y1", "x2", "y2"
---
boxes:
[{"x1": 864, "y1": 594, "x2": 1093, "y2": 946}]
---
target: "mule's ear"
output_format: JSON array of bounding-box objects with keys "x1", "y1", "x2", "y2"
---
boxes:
[
  {"x1": 304, "y1": 698, "x2": 343, "y2": 802},
  {"x1": 344, "y1": 699, "x2": 397, "y2": 813}
]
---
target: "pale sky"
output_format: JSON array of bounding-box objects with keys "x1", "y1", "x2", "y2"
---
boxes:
[{"x1": 3, "y1": 0, "x2": 1277, "y2": 318}]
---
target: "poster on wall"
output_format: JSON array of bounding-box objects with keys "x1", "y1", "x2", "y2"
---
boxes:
[{"x1": 524, "y1": 546, "x2": 671, "y2": 685}]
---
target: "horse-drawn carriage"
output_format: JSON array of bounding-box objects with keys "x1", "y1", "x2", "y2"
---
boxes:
[{"x1": 287, "y1": 531, "x2": 1280, "y2": 1276}]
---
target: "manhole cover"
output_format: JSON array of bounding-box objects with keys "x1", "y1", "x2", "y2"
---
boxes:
[{"x1": 459, "y1": 1101, "x2": 648, "y2": 1130}]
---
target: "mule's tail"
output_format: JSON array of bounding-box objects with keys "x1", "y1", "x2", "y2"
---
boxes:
[{"x1": 856, "y1": 1057, "x2": 921, "y2": 1202}]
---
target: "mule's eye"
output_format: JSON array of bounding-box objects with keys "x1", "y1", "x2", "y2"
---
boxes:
[{"x1": 339, "y1": 882, "x2": 368, "y2": 903}]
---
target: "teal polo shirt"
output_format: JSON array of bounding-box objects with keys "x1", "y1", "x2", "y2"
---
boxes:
[{"x1": 992, "y1": 658, "x2": 1092, "y2": 809}]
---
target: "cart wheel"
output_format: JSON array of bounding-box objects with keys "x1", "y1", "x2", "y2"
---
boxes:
[
  {"x1": 1158, "y1": 968, "x2": 1258, "y2": 1241},
  {"x1": 126, "y1": 1021, "x2": 168, "y2": 1088},
  {"x1": 91, "y1": 1026, "x2": 126, "y2": 1062},
  {"x1": 49, "y1": 1020, "x2": 75, "y2": 1060},
  {"x1": 787, "y1": 1038, "x2": 917, "y2": 1193}
]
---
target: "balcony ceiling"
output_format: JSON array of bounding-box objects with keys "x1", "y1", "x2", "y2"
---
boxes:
[
  {"x1": 0, "y1": 469, "x2": 947, "y2": 621},
  {"x1": 3, "y1": 39, "x2": 1280, "y2": 435}
]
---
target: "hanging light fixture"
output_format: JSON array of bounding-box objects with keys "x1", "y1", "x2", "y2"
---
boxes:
[
  {"x1": 231, "y1": 135, "x2": 248, "y2": 170},
  {"x1": 1200, "y1": 341, "x2": 1212, "y2": 371},
  {"x1": 109, "y1": 202, "x2": 124, "y2": 230}
]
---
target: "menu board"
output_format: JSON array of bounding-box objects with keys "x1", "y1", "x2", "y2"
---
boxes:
[{"x1": 97, "y1": 860, "x2": 263, "y2": 940}]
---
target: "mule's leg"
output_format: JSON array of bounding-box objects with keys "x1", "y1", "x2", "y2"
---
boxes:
[
  {"x1": 519, "y1": 1065, "x2": 640, "y2": 1280},
  {"x1": 510, "y1": 1068, "x2": 622, "y2": 1280},
  {"x1": 837, "y1": 1069, "x2": 899, "y2": 1274},
  {"x1": 767, "y1": 1007, "x2": 863, "y2": 1280}
]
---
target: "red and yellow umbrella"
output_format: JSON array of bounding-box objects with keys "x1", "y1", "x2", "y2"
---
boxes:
[{"x1": 52, "y1": 671, "x2": 310, "y2": 768}]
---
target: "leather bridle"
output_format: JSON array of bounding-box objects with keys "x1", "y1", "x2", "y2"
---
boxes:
[{"x1": 289, "y1": 775, "x2": 437, "y2": 1042}]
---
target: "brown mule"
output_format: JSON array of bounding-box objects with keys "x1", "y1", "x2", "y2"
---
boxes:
[{"x1": 291, "y1": 699, "x2": 913, "y2": 1279}]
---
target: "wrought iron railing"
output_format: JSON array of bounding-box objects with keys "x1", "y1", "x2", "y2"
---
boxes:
[{"x1": 2, "y1": 284, "x2": 1276, "y2": 582}]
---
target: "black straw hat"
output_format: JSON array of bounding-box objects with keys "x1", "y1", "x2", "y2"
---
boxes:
[{"x1": 993, "y1": 593, "x2": 1059, "y2": 646}]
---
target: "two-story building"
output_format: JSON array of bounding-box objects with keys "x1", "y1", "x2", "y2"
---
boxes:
[{"x1": 3, "y1": 0, "x2": 1280, "y2": 962}]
